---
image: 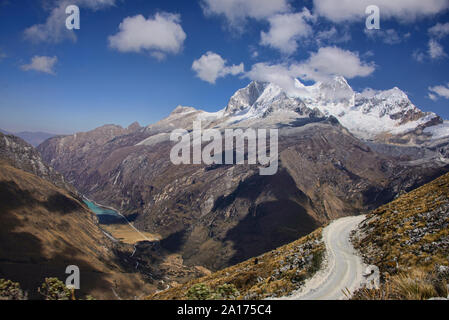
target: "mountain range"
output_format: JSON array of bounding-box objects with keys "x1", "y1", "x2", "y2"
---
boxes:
[
  {"x1": 37, "y1": 78, "x2": 449, "y2": 272},
  {"x1": 0, "y1": 129, "x2": 57, "y2": 147}
]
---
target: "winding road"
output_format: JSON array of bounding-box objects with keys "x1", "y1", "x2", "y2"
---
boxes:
[{"x1": 287, "y1": 215, "x2": 373, "y2": 300}]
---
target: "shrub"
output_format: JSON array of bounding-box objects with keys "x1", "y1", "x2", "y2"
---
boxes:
[
  {"x1": 212, "y1": 284, "x2": 240, "y2": 300},
  {"x1": 38, "y1": 278, "x2": 72, "y2": 300},
  {"x1": 307, "y1": 250, "x2": 324, "y2": 275},
  {"x1": 187, "y1": 283, "x2": 212, "y2": 300},
  {"x1": 0, "y1": 279, "x2": 27, "y2": 300}
]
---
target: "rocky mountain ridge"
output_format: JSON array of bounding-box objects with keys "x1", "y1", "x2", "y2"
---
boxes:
[{"x1": 0, "y1": 133, "x2": 155, "y2": 299}]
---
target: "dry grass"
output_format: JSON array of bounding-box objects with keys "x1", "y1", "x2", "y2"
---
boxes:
[
  {"x1": 353, "y1": 172, "x2": 449, "y2": 273},
  {"x1": 148, "y1": 228, "x2": 324, "y2": 300},
  {"x1": 352, "y1": 268, "x2": 448, "y2": 300},
  {"x1": 389, "y1": 270, "x2": 439, "y2": 300},
  {"x1": 100, "y1": 224, "x2": 160, "y2": 244},
  {"x1": 352, "y1": 172, "x2": 449, "y2": 300}
]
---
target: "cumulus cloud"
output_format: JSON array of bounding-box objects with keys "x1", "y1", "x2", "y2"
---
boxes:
[
  {"x1": 429, "y1": 83, "x2": 449, "y2": 100},
  {"x1": 246, "y1": 63, "x2": 304, "y2": 95},
  {"x1": 20, "y1": 56, "x2": 58, "y2": 75},
  {"x1": 294, "y1": 47, "x2": 375, "y2": 82},
  {"x1": 260, "y1": 9, "x2": 316, "y2": 54},
  {"x1": 365, "y1": 29, "x2": 410, "y2": 45},
  {"x1": 24, "y1": 0, "x2": 116, "y2": 43},
  {"x1": 428, "y1": 39, "x2": 447, "y2": 59},
  {"x1": 246, "y1": 47, "x2": 375, "y2": 95},
  {"x1": 201, "y1": 0, "x2": 290, "y2": 29},
  {"x1": 429, "y1": 22, "x2": 449, "y2": 38},
  {"x1": 108, "y1": 13, "x2": 186, "y2": 59},
  {"x1": 192, "y1": 52, "x2": 244, "y2": 84},
  {"x1": 313, "y1": 0, "x2": 449, "y2": 23}
]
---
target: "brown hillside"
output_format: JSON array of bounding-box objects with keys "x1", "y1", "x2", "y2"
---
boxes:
[
  {"x1": 148, "y1": 228, "x2": 324, "y2": 300},
  {"x1": 0, "y1": 161, "x2": 152, "y2": 299}
]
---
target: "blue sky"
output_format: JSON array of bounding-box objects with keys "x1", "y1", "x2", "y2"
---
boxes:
[{"x1": 0, "y1": 0, "x2": 448, "y2": 134}]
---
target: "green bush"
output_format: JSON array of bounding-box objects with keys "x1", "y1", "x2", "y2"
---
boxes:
[
  {"x1": 187, "y1": 283, "x2": 240, "y2": 300},
  {"x1": 212, "y1": 284, "x2": 240, "y2": 300},
  {"x1": 307, "y1": 250, "x2": 324, "y2": 275},
  {"x1": 187, "y1": 283, "x2": 213, "y2": 300},
  {"x1": 0, "y1": 279, "x2": 27, "y2": 300},
  {"x1": 38, "y1": 278, "x2": 72, "y2": 300}
]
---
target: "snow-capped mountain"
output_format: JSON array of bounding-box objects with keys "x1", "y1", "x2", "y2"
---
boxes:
[
  {"x1": 210, "y1": 77, "x2": 447, "y2": 144},
  {"x1": 129, "y1": 77, "x2": 448, "y2": 146}
]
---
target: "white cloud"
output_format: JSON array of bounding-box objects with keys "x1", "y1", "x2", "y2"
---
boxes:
[
  {"x1": 429, "y1": 83, "x2": 449, "y2": 100},
  {"x1": 246, "y1": 47, "x2": 375, "y2": 95},
  {"x1": 313, "y1": 0, "x2": 449, "y2": 22},
  {"x1": 20, "y1": 56, "x2": 58, "y2": 75},
  {"x1": 246, "y1": 63, "x2": 304, "y2": 95},
  {"x1": 24, "y1": 0, "x2": 116, "y2": 43},
  {"x1": 429, "y1": 22, "x2": 449, "y2": 38},
  {"x1": 294, "y1": 47, "x2": 375, "y2": 82},
  {"x1": 260, "y1": 9, "x2": 316, "y2": 54},
  {"x1": 413, "y1": 40, "x2": 447, "y2": 62},
  {"x1": 428, "y1": 39, "x2": 447, "y2": 59},
  {"x1": 315, "y1": 27, "x2": 351, "y2": 46},
  {"x1": 365, "y1": 29, "x2": 410, "y2": 45},
  {"x1": 108, "y1": 13, "x2": 186, "y2": 59},
  {"x1": 201, "y1": 0, "x2": 290, "y2": 29},
  {"x1": 412, "y1": 50, "x2": 426, "y2": 63},
  {"x1": 192, "y1": 52, "x2": 244, "y2": 84},
  {"x1": 428, "y1": 93, "x2": 438, "y2": 101}
]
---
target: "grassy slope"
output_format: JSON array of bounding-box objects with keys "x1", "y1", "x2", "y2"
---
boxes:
[
  {"x1": 352, "y1": 172, "x2": 449, "y2": 299},
  {"x1": 149, "y1": 228, "x2": 324, "y2": 300},
  {"x1": 353, "y1": 172, "x2": 449, "y2": 272}
]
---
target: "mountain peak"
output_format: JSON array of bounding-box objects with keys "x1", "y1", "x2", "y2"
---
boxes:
[
  {"x1": 225, "y1": 81, "x2": 269, "y2": 114},
  {"x1": 127, "y1": 121, "x2": 141, "y2": 131},
  {"x1": 171, "y1": 105, "x2": 198, "y2": 115}
]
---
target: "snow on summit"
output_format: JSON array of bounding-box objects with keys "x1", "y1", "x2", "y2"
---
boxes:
[{"x1": 220, "y1": 77, "x2": 446, "y2": 142}]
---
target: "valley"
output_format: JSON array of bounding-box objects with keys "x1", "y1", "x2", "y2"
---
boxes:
[
  {"x1": 38, "y1": 79, "x2": 449, "y2": 274},
  {"x1": 84, "y1": 198, "x2": 160, "y2": 244},
  {"x1": 2, "y1": 78, "x2": 449, "y2": 300},
  {"x1": 3, "y1": 0, "x2": 449, "y2": 304}
]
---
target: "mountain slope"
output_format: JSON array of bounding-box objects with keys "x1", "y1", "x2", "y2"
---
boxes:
[
  {"x1": 0, "y1": 133, "x2": 153, "y2": 299},
  {"x1": 1, "y1": 132, "x2": 74, "y2": 193},
  {"x1": 151, "y1": 172, "x2": 449, "y2": 301},
  {"x1": 149, "y1": 228, "x2": 325, "y2": 300},
  {"x1": 37, "y1": 80, "x2": 449, "y2": 272},
  {"x1": 353, "y1": 172, "x2": 449, "y2": 274},
  {"x1": 351, "y1": 172, "x2": 449, "y2": 299}
]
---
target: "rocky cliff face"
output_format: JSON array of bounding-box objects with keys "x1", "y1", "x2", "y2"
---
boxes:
[
  {"x1": 0, "y1": 132, "x2": 75, "y2": 193},
  {"x1": 37, "y1": 80, "x2": 449, "y2": 271}
]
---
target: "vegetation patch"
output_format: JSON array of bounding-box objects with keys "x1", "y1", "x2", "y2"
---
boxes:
[
  {"x1": 148, "y1": 228, "x2": 324, "y2": 300},
  {"x1": 352, "y1": 172, "x2": 449, "y2": 300}
]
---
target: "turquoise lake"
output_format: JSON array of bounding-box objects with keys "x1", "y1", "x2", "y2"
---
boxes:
[{"x1": 83, "y1": 199, "x2": 120, "y2": 217}]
